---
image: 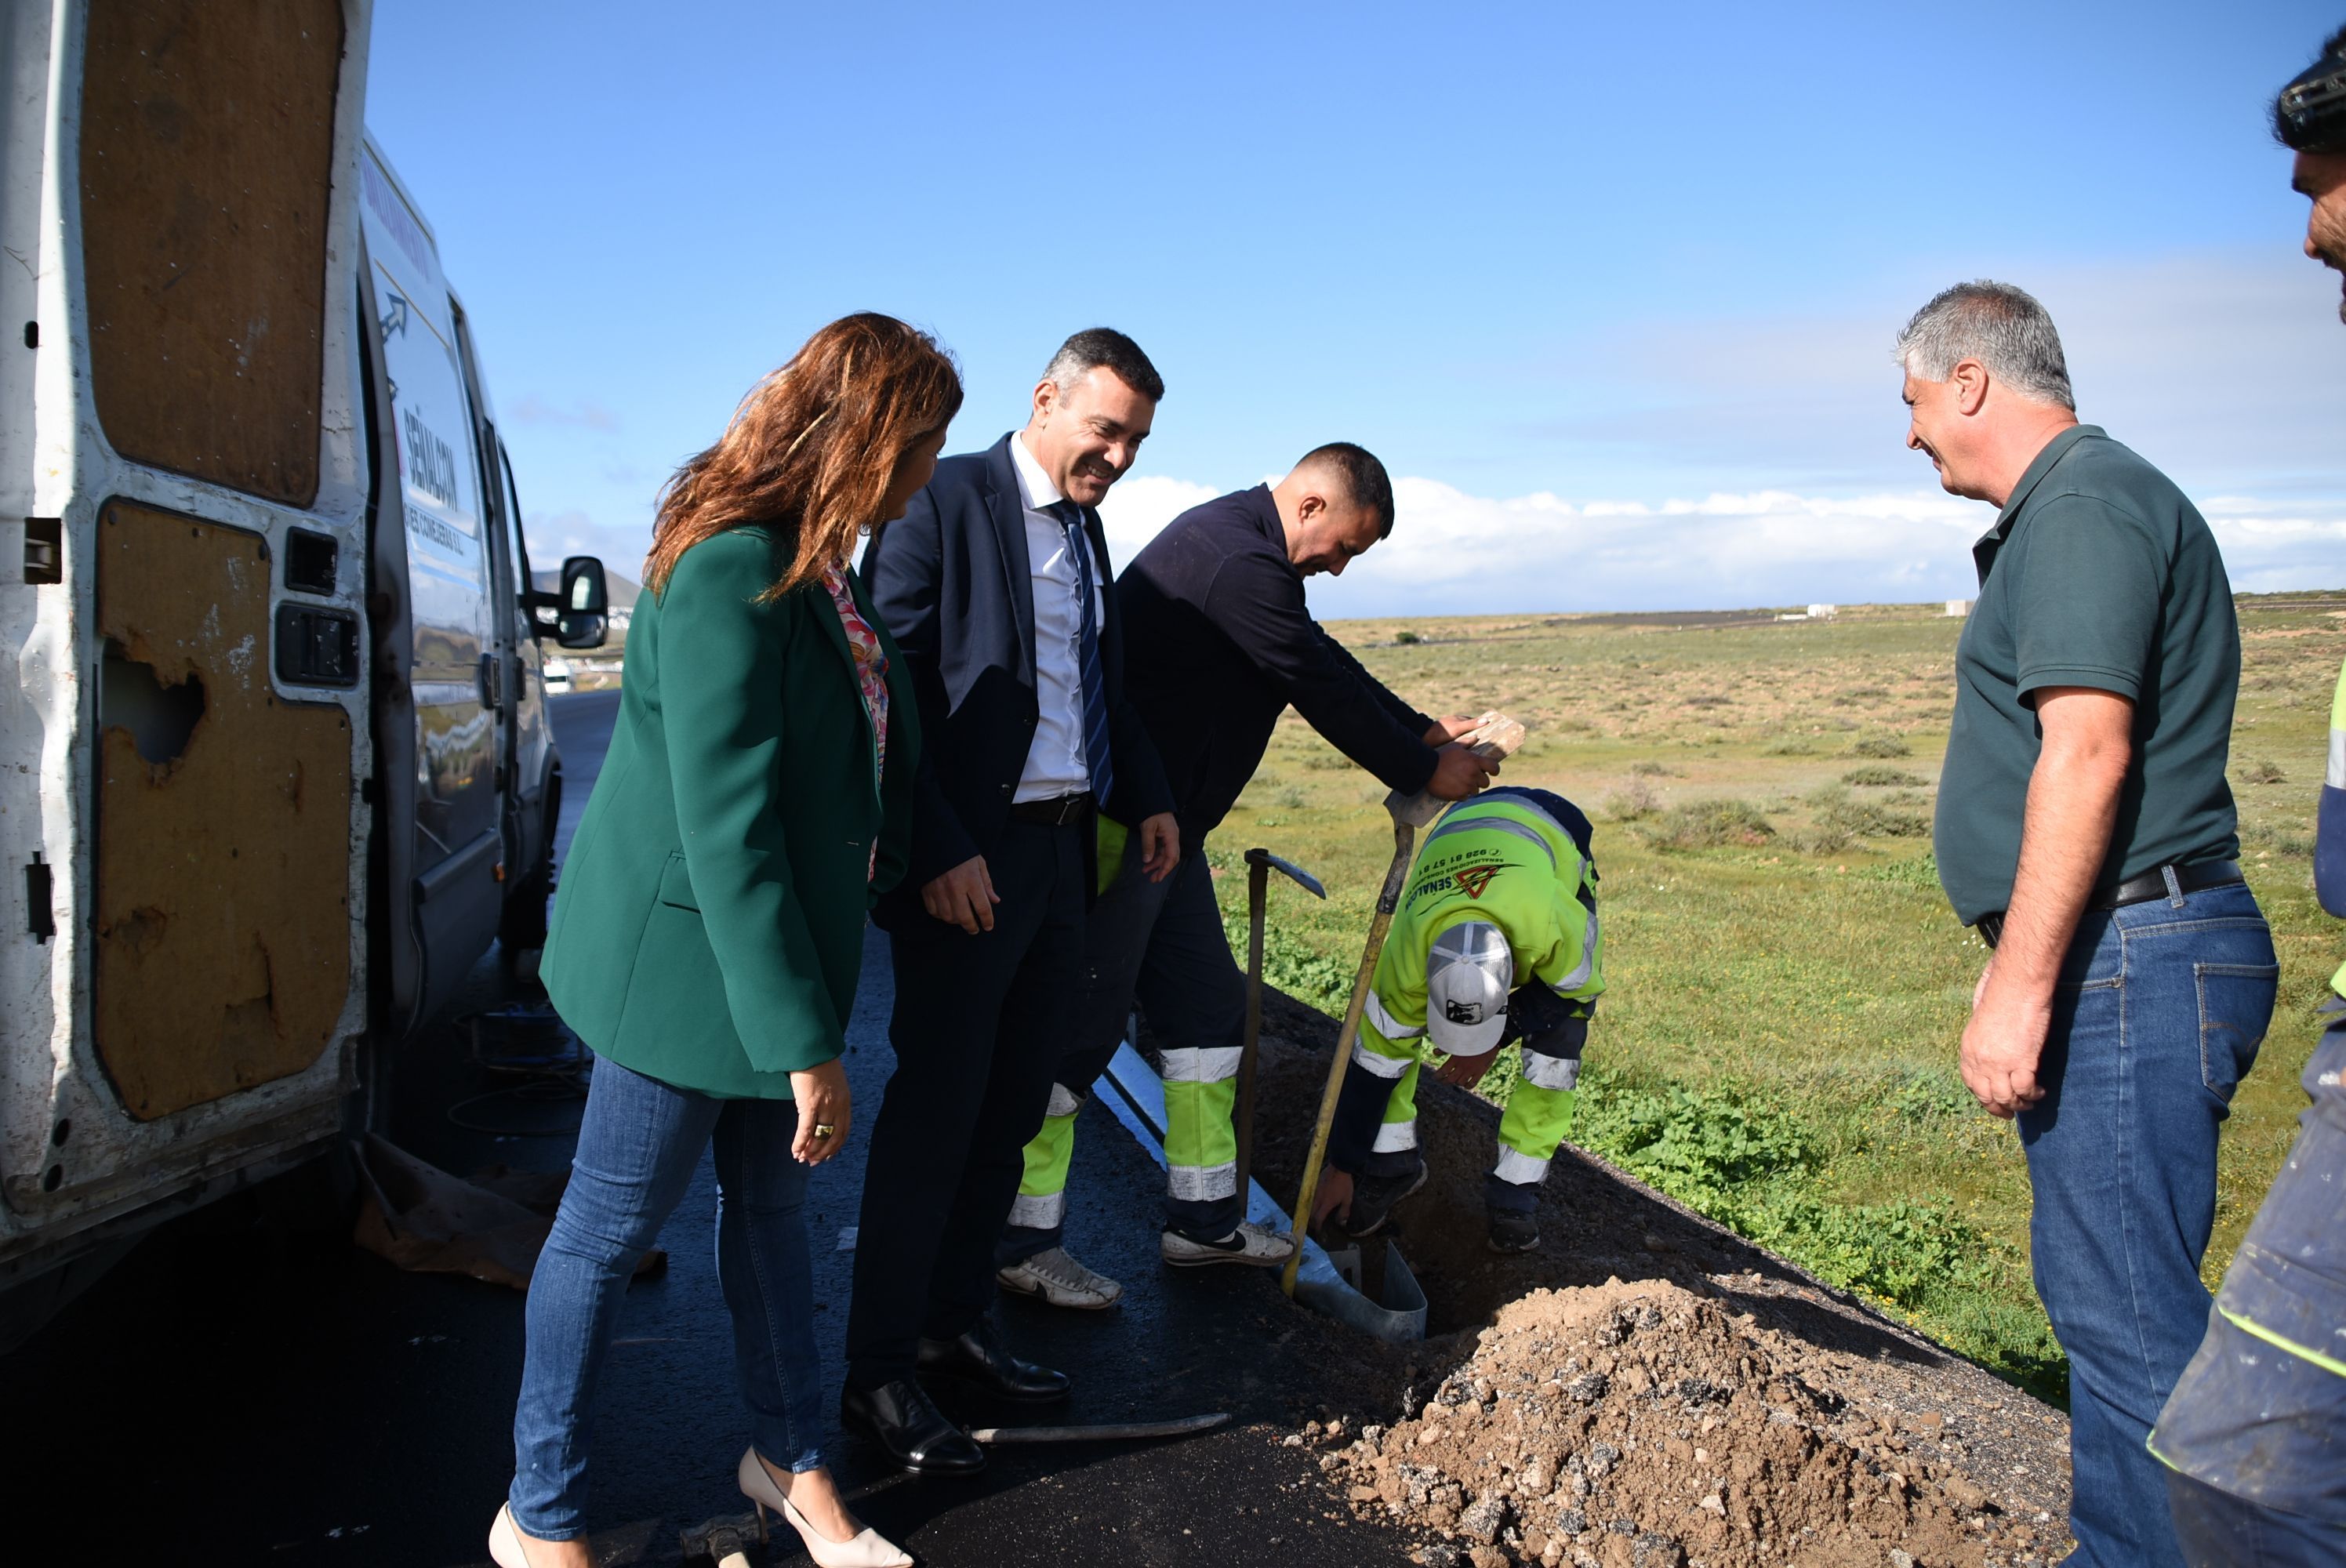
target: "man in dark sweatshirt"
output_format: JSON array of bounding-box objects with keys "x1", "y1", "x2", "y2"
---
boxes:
[{"x1": 993, "y1": 442, "x2": 1494, "y2": 1308}]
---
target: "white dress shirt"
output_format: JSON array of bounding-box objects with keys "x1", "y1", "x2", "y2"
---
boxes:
[{"x1": 1007, "y1": 431, "x2": 1106, "y2": 803}]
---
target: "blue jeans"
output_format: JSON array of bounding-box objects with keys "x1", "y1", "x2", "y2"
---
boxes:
[
  {"x1": 2017, "y1": 879, "x2": 2277, "y2": 1568},
  {"x1": 510, "y1": 1058, "x2": 824, "y2": 1539}
]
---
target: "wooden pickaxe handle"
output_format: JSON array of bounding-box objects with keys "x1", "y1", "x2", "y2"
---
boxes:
[{"x1": 1282, "y1": 812, "x2": 1416, "y2": 1296}]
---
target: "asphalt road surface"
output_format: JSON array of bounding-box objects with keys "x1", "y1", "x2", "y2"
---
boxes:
[{"x1": 2, "y1": 690, "x2": 1411, "y2": 1566}]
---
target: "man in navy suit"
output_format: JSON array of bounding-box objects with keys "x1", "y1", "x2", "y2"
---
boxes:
[{"x1": 846, "y1": 329, "x2": 1178, "y2": 1474}]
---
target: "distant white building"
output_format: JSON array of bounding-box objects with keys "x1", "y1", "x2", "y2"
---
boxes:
[
  {"x1": 1807, "y1": 604, "x2": 1838, "y2": 620},
  {"x1": 1945, "y1": 599, "x2": 1972, "y2": 618}
]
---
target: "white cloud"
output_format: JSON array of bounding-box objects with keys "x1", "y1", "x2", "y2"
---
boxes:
[
  {"x1": 1299, "y1": 477, "x2": 2346, "y2": 618},
  {"x1": 1097, "y1": 474, "x2": 1223, "y2": 563},
  {"x1": 510, "y1": 394, "x2": 621, "y2": 432},
  {"x1": 532, "y1": 467, "x2": 2345, "y2": 621}
]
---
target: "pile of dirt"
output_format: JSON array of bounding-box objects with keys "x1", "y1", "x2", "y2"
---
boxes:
[
  {"x1": 1211, "y1": 988, "x2": 2075, "y2": 1565},
  {"x1": 1302, "y1": 1277, "x2": 2056, "y2": 1568}
]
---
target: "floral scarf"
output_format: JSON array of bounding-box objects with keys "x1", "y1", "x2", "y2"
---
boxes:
[{"x1": 820, "y1": 563, "x2": 888, "y2": 877}]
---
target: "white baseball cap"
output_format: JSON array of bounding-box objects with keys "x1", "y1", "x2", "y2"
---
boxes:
[{"x1": 1426, "y1": 920, "x2": 1513, "y2": 1056}]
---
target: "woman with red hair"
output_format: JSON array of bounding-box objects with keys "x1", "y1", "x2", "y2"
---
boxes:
[{"x1": 490, "y1": 314, "x2": 957, "y2": 1568}]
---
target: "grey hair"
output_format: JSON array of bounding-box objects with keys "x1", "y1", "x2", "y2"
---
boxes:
[
  {"x1": 1893, "y1": 281, "x2": 2075, "y2": 410},
  {"x1": 1040, "y1": 326, "x2": 1165, "y2": 404}
]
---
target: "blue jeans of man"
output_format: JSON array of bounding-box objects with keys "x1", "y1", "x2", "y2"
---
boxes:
[
  {"x1": 2017, "y1": 879, "x2": 2277, "y2": 1568},
  {"x1": 510, "y1": 1058, "x2": 824, "y2": 1539}
]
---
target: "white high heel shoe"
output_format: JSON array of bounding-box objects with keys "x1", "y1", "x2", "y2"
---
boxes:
[
  {"x1": 488, "y1": 1505, "x2": 541, "y2": 1568},
  {"x1": 737, "y1": 1449, "x2": 914, "y2": 1568}
]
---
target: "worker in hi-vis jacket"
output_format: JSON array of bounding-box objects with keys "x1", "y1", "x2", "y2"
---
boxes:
[{"x1": 1312, "y1": 786, "x2": 1603, "y2": 1253}]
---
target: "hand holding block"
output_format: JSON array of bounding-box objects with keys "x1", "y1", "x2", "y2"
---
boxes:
[{"x1": 1385, "y1": 710, "x2": 1528, "y2": 826}]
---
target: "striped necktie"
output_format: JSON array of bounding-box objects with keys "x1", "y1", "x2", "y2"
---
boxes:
[{"x1": 1047, "y1": 499, "x2": 1115, "y2": 807}]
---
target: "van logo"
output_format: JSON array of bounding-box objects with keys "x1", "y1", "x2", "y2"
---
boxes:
[{"x1": 401, "y1": 408, "x2": 459, "y2": 508}]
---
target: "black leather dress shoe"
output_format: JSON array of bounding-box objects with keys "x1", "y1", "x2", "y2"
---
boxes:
[
  {"x1": 916, "y1": 1318, "x2": 1071, "y2": 1403},
  {"x1": 840, "y1": 1377, "x2": 986, "y2": 1475}
]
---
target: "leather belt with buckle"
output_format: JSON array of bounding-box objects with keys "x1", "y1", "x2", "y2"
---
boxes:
[
  {"x1": 1974, "y1": 859, "x2": 2244, "y2": 949},
  {"x1": 1009, "y1": 792, "x2": 1094, "y2": 826}
]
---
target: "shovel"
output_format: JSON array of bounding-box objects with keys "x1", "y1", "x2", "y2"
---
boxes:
[
  {"x1": 1280, "y1": 714, "x2": 1526, "y2": 1298},
  {"x1": 1237, "y1": 848, "x2": 1325, "y2": 1196}
]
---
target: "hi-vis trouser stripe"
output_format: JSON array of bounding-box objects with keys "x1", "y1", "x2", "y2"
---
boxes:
[
  {"x1": 1494, "y1": 1028, "x2": 1585, "y2": 1191},
  {"x1": 1356, "y1": 1019, "x2": 1425, "y2": 1167},
  {"x1": 1162, "y1": 1046, "x2": 1240, "y2": 1202},
  {"x1": 1008, "y1": 1081, "x2": 1085, "y2": 1232}
]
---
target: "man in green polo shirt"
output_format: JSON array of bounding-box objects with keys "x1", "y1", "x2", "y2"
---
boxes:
[{"x1": 1899, "y1": 279, "x2": 2279, "y2": 1568}]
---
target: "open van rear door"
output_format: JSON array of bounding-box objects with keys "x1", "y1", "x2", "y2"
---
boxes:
[{"x1": 0, "y1": 0, "x2": 375, "y2": 1267}]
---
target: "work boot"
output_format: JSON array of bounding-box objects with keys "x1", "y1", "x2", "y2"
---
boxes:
[
  {"x1": 997, "y1": 1245, "x2": 1124, "y2": 1310},
  {"x1": 1487, "y1": 1207, "x2": 1540, "y2": 1254},
  {"x1": 1160, "y1": 1220, "x2": 1297, "y2": 1268},
  {"x1": 1342, "y1": 1159, "x2": 1429, "y2": 1239}
]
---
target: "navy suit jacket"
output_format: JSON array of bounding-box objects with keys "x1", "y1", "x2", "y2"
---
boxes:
[{"x1": 861, "y1": 434, "x2": 1171, "y2": 919}]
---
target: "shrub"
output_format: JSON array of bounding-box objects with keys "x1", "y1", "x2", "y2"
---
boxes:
[
  {"x1": 1760, "y1": 736, "x2": 1818, "y2": 757},
  {"x1": 1636, "y1": 797, "x2": 1774, "y2": 848},
  {"x1": 1603, "y1": 780, "x2": 1660, "y2": 821},
  {"x1": 1809, "y1": 784, "x2": 1929, "y2": 839},
  {"x1": 1393, "y1": 630, "x2": 1422, "y2": 645},
  {"x1": 2238, "y1": 759, "x2": 2286, "y2": 785},
  {"x1": 1849, "y1": 735, "x2": 1913, "y2": 759},
  {"x1": 1842, "y1": 766, "x2": 1924, "y2": 787},
  {"x1": 1787, "y1": 825, "x2": 1854, "y2": 855},
  {"x1": 1629, "y1": 759, "x2": 1684, "y2": 778}
]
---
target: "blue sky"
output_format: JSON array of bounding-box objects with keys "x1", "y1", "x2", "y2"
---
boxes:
[{"x1": 367, "y1": 2, "x2": 2346, "y2": 615}]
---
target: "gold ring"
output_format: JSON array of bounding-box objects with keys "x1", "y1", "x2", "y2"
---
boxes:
[{"x1": 812, "y1": 1123, "x2": 837, "y2": 1140}]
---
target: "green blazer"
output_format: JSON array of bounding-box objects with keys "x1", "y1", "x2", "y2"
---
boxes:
[{"x1": 541, "y1": 528, "x2": 918, "y2": 1098}]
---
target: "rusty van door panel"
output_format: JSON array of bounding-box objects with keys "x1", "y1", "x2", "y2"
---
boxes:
[
  {"x1": 78, "y1": 0, "x2": 345, "y2": 508},
  {"x1": 93, "y1": 504, "x2": 353, "y2": 1120}
]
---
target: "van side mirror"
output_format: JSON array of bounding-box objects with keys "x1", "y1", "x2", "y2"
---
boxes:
[{"x1": 556, "y1": 555, "x2": 609, "y2": 649}]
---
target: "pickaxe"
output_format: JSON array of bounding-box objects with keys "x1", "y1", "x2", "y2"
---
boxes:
[
  {"x1": 1237, "y1": 848, "x2": 1325, "y2": 1195},
  {"x1": 1281, "y1": 714, "x2": 1525, "y2": 1297}
]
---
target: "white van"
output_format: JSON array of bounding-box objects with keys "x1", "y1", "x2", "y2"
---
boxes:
[{"x1": 0, "y1": 0, "x2": 609, "y2": 1337}]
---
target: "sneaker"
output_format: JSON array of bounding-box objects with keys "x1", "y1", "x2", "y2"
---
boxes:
[
  {"x1": 1487, "y1": 1209, "x2": 1540, "y2": 1254},
  {"x1": 1342, "y1": 1160, "x2": 1429, "y2": 1239},
  {"x1": 997, "y1": 1245, "x2": 1124, "y2": 1310},
  {"x1": 1160, "y1": 1220, "x2": 1298, "y2": 1269}
]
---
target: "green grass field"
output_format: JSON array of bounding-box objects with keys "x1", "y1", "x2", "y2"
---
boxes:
[{"x1": 1211, "y1": 593, "x2": 2346, "y2": 1404}]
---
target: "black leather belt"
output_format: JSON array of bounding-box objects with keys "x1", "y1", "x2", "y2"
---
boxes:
[
  {"x1": 1008, "y1": 792, "x2": 1094, "y2": 826},
  {"x1": 1974, "y1": 860, "x2": 2244, "y2": 948}
]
